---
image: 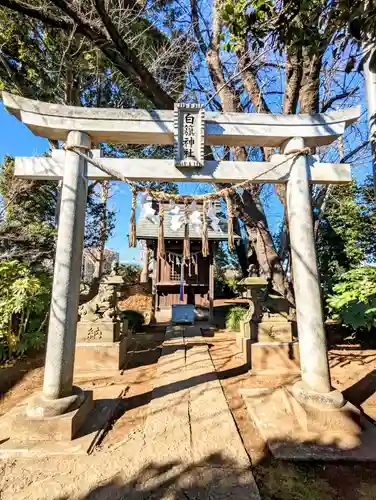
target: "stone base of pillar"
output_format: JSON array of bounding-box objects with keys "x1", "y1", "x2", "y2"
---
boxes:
[
  {"x1": 241, "y1": 385, "x2": 376, "y2": 461},
  {"x1": 9, "y1": 390, "x2": 93, "y2": 442},
  {"x1": 291, "y1": 380, "x2": 345, "y2": 410},
  {"x1": 74, "y1": 336, "x2": 128, "y2": 373}
]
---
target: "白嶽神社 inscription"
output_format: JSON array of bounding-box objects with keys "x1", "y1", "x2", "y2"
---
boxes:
[{"x1": 174, "y1": 103, "x2": 205, "y2": 168}]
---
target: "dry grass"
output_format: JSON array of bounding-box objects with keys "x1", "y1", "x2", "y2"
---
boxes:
[{"x1": 254, "y1": 458, "x2": 335, "y2": 500}]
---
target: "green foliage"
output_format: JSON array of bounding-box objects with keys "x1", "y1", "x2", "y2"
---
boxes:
[
  {"x1": 226, "y1": 278, "x2": 239, "y2": 294},
  {"x1": 0, "y1": 157, "x2": 117, "y2": 273},
  {"x1": 317, "y1": 178, "x2": 376, "y2": 294},
  {"x1": 0, "y1": 2, "x2": 191, "y2": 106},
  {"x1": 221, "y1": 0, "x2": 276, "y2": 51},
  {"x1": 84, "y1": 184, "x2": 116, "y2": 252},
  {"x1": 214, "y1": 276, "x2": 235, "y2": 298},
  {"x1": 0, "y1": 156, "x2": 57, "y2": 269},
  {"x1": 220, "y1": 0, "x2": 373, "y2": 67},
  {"x1": 117, "y1": 263, "x2": 142, "y2": 287},
  {"x1": 225, "y1": 306, "x2": 248, "y2": 331},
  {"x1": 0, "y1": 260, "x2": 51, "y2": 362},
  {"x1": 327, "y1": 267, "x2": 376, "y2": 332}
]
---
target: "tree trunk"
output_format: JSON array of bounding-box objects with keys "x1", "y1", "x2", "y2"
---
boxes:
[
  {"x1": 299, "y1": 48, "x2": 323, "y2": 114},
  {"x1": 201, "y1": 22, "x2": 294, "y2": 300},
  {"x1": 237, "y1": 189, "x2": 294, "y2": 304},
  {"x1": 283, "y1": 47, "x2": 303, "y2": 114}
]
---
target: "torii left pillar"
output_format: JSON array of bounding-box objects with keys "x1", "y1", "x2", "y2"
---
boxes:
[{"x1": 13, "y1": 131, "x2": 94, "y2": 440}]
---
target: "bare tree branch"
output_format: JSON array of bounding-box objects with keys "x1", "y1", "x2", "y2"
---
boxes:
[
  {"x1": 321, "y1": 86, "x2": 360, "y2": 112},
  {"x1": 340, "y1": 139, "x2": 369, "y2": 163},
  {"x1": 0, "y1": 0, "x2": 175, "y2": 109},
  {"x1": 204, "y1": 0, "x2": 238, "y2": 110},
  {"x1": 0, "y1": 0, "x2": 74, "y2": 30}
]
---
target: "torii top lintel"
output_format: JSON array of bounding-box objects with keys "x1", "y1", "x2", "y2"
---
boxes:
[{"x1": 2, "y1": 92, "x2": 360, "y2": 148}]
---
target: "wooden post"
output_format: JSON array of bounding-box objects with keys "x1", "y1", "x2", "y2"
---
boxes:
[
  {"x1": 151, "y1": 245, "x2": 158, "y2": 315},
  {"x1": 140, "y1": 242, "x2": 149, "y2": 283},
  {"x1": 154, "y1": 247, "x2": 160, "y2": 311}
]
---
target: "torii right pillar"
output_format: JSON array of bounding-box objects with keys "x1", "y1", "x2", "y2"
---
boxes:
[
  {"x1": 364, "y1": 44, "x2": 376, "y2": 197},
  {"x1": 284, "y1": 137, "x2": 344, "y2": 409}
]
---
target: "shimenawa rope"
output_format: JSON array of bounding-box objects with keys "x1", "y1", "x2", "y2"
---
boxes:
[{"x1": 64, "y1": 145, "x2": 311, "y2": 251}]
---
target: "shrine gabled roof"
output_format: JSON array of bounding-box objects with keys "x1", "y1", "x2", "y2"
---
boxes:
[
  {"x1": 135, "y1": 202, "x2": 240, "y2": 241},
  {"x1": 136, "y1": 216, "x2": 236, "y2": 240}
]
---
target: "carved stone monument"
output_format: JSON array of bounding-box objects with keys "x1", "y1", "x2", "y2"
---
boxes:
[
  {"x1": 236, "y1": 277, "x2": 268, "y2": 366},
  {"x1": 75, "y1": 264, "x2": 128, "y2": 373}
]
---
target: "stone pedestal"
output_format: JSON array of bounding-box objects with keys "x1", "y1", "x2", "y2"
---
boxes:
[
  {"x1": 237, "y1": 318, "x2": 252, "y2": 367},
  {"x1": 237, "y1": 304, "x2": 298, "y2": 373},
  {"x1": 75, "y1": 338, "x2": 127, "y2": 372},
  {"x1": 10, "y1": 391, "x2": 93, "y2": 442},
  {"x1": 74, "y1": 320, "x2": 128, "y2": 373},
  {"x1": 258, "y1": 314, "x2": 295, "y2": 343},
  {"x1": 249, "y1": 342, "x2": 300, "y2": 374},
  {"x1": 76, "y1": 321, "x2": 120, "y2": 343}
]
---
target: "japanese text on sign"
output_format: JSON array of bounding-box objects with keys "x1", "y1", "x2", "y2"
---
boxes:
[
  {"x1": 183, "y1": 113, "x2": 196, "y2": 159},
  {"x1": 174, "y1": 104, "x2": 205, "y2": 168}
]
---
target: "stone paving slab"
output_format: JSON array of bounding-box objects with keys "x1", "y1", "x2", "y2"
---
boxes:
[
  {"x1": 141, "y1": 324, "x2": 260, "y2": 499},
  {"x1": 185, "y1": 327, "x2": 250, "y2": 467},
  {"x1": 143, "y1": 325, "x2": 191, "y2": 464}
]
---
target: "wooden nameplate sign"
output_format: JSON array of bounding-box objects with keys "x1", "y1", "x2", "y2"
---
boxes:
[{"x1": 174, "y1": 103, "x2": 205, "y2": 168}]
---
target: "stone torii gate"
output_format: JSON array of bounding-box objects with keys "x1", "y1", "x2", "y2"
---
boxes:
[{"x1": 2, "y1": 91, "x2": 360, "y2": 441}]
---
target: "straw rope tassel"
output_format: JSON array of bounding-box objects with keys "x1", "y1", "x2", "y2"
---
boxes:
[
  {"x1": 129, "y1": 188, "x2": 137, "y2": 248},
  {"x1": 183, "y1": 201, "x2": 190, "y2": 262},
  {"x1": 157, "y1": 201, "x2": 165, "y2": 259},
  {"x1": 225, "y1": 191, "x2": 235, "y2": 252},
  {"x1": 202, "y1": 200, "x2": 209, "y2": 257}
]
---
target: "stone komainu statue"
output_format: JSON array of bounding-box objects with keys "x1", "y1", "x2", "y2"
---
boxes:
[{"x1": 78, "y1": 282, "x2": 118, "y2": 322}]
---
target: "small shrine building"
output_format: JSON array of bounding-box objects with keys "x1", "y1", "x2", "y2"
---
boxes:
[{"x1": 136, "y1": 200, "x2": 238, "y2": 313}]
